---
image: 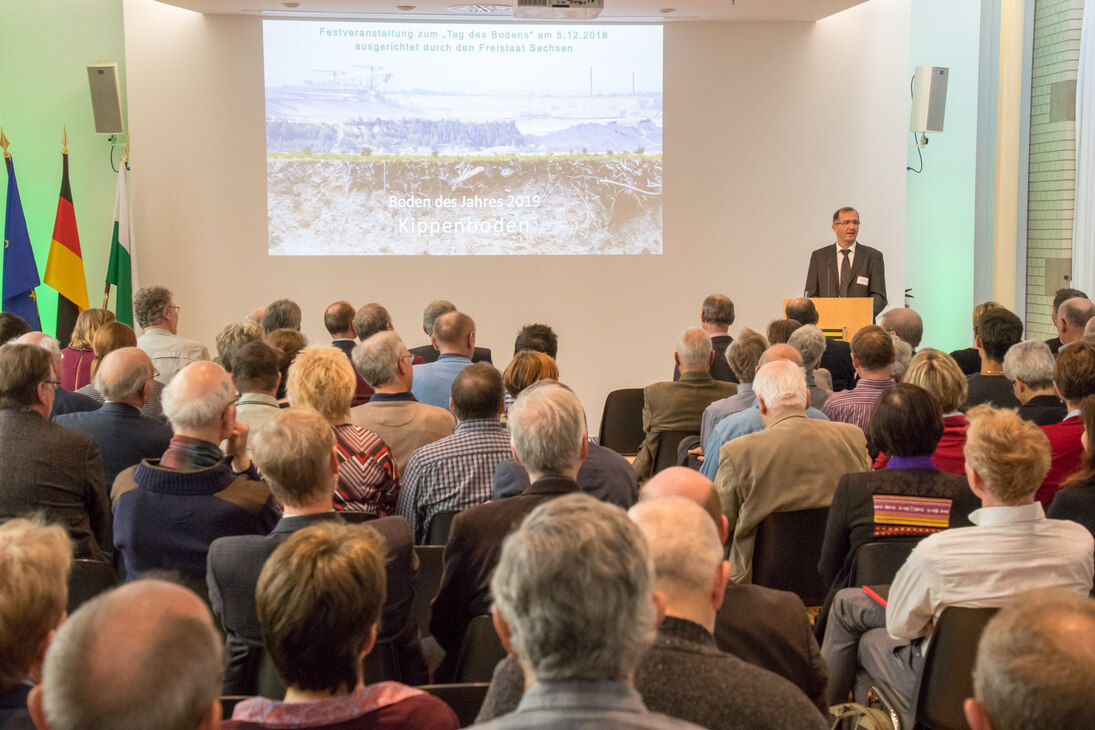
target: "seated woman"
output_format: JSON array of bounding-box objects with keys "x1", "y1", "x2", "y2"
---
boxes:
[
  {"x1": 1048, "y1": 394, "x2": 1095, "y2": 538},
  {"x1": 286, "y1": 347, "x2": 398, "y2": 515},
  {"x1": 76, "y1": 322, "x2": 166, "y2": 421},
  {"x1": 223, "y1": 522, "x2": 457, "y2": 730},
  {"x1": 60, "y1": 308, "x2": 115, "y2": 390},
  {"x1": 501, "y1": 349, "x2": 558, "y2": 417}
]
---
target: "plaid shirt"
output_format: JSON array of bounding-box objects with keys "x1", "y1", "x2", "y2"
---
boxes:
[
  {"x1": 397, "y1": 418, "x2": 512, "y2": 543},
  {"x1": 821, "y1": 377, "x2": 895, "y2": 433}
]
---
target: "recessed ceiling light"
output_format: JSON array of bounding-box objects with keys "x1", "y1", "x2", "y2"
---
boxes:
[
  {"x1": 659, "y1": 7, "x2": 675, "y2": 12},
  {"x1": 447, "y1": 3, "x2": 512, "y2": 13},
  {"x1": 282, "y1": 1, "x2": 301, "y2": 6},
  {"x1": 396, "y1": 4, "x2": 416, "y2": 9}
]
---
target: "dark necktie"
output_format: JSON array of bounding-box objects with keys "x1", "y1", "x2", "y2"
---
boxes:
[{"x1": 840, "y1": 248, "x2": 852, "y2": 296}]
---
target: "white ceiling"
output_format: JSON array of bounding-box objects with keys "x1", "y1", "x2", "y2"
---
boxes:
[{"x1": 155, "y1": 0, "x2": 868, "y2": 23}]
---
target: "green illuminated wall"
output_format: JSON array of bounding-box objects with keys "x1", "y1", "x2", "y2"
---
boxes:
[{"x1": 0, "y1": 0, "x2": 127, "y2": 338}]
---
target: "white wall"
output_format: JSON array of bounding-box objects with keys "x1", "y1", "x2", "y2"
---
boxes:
[{"x1": 123, "y1": 0, "x2": 909, "y2": 433}]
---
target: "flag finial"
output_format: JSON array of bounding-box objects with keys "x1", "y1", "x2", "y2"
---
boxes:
[
  {"x1": 62, "y1": 126, "x2": 68, "y2": 155},
  {"x1": 123, "y1": 139, "x2": 130, "y2": 166},
  {"x1": 0, "y1": 129, "x2": 9, "y2": 159}
]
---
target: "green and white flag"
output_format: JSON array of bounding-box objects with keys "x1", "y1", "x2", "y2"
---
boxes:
[{"x1": 104, "y1": 163, "x2": 137, "y2": 326}]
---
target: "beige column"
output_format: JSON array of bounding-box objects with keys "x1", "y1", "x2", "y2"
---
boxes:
[{"x1": 993, "y1": 0, "x2": 1025, "y2": 309}]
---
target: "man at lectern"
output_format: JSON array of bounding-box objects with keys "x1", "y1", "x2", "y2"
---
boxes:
[{"x1": 803, "y1": 206, "x2": 887, "y2": 318}]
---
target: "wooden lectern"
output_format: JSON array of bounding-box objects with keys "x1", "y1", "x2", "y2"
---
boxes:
[{"x1": 784, "y1": 298, "x2": 873, "y2": 342}]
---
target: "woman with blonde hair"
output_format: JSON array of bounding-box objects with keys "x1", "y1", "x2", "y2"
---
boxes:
[
  {"x1": 60, "y1": 308, "x2": 115, "y2": 390},
  {"x1": 76, "y1": 322, "x2": 166, "y2": 421}
]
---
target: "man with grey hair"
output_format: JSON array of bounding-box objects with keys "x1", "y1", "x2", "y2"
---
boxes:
[
  {"x1": 0, "y1": 343, "x2": 109, "y2": 561},
  {"x1": 28, "y1": 580, "x2": 223, "y2": 730},
  {"x1": 716, "y1": 359, "x2": 870, "y2": 582},
  {"x1": 1003, "y1": 340, "x2": 1067, "y2": 426},
  {"x1": 879, "y1": 307, "x2": 924, "y2": 350},
  {"x1": 430, "y1": 380, "x2": 588, "y2": 676},
  {"x1": 788, "y1": 324, "x2": 834, "y2": 409},
  {"x1": 964, "y1": 590, "x2": 1095, "y2": 730},
  {"x1": 1055, "y1": 296, "x2": 1095, "y2": 350},
  {"x1": 260, "y1": 297, "x2": 302, "y2": 334},
  {"x1": 698, "y1": 329, "x2": 769, "y2": 448},
  {"x1": 14, "y1": 332, "x2": 98, "y2": 418},
  {"x1": 785, "y1": 297, "x2": 856, "y2": 392},
  {"x1": 410, "y1": 299, "x2": 493, "y2": 365},
  {"x1": 112, "y1": 361, "x2": 278, "y2": 594},
  {"x1": 350, "y1": 330, "x2": 454, "y2": 477},
  {"x1": 471, "y1": 493, "x2": 699, "y2": 730},
  {"x1": 1045, "y1": 287, "x2": 1087, "y2": 353},
  {"x1": 55, "y1": 347, "x2": 173, "y2": 487},
  {"x1": 672, "y1": 294, "x2": 738, "y2": 384},
  {"x1": 134, "y1": 285, "x2": 210, "y2": 385},
  {"x1": 632, "y1": 327, "x2": 737, "y2": 483},
  {"x1": 353, "y1": 302, "x2": 394, "y2": 342}
]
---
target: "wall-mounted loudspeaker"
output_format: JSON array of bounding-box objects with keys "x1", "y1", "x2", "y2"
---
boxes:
[
  {"x1": 909, "y1": 66, "x2": 948, "y2": 134},
  {"x1": 86, "y1": 62, "x2": 124, "y2": 135}
]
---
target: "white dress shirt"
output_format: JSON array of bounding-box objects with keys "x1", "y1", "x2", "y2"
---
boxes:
[{"x1": 136, "y1": 327, "x2": 211, "y2": 385}]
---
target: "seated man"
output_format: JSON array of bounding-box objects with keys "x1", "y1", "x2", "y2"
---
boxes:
[
  {"x1": 260, "y1": 298, "x2": 302, "y2": 334},
  {"x1": 786, "y1": 297, "x2": 856, "y2": 392},
  {"x1": 29, "y1": 580, "x2": 223, "y2": 730},
  {"x1": 112, "y1": 361, "x2": 279, "y2": 593},
  {"x1": 411, "y1": 299, "x2": 492, "y2": 364},
  {"x1": 208, "y1": 408, "x2": 426, "y2": 694},
  {"x1": 470, "y1": 494, "x2": 699, "y2": 729},
  {"x1": 14, "y1": 332, "x2": 98, "y2": 418},
  {"x1": 324, "y1": 299, "x2": 372, "y2": 406},
  {"x1": 513, "y1": 323, "x2": 558, "y2": 359},
  {"x1": 1054, "y1": 295, "x2": 1095, "y2": 351},
  {"x1": 672, "y1": 294, "x2": 738, "y2": 384},
  {"x1": 821, "y1": 325, "x2": 896, "y2": 434},
  {"x1": 134, "y1": 286, "x2": 210, "y2": 385},
  {"x1": 788, "y1": 324, "x2": 834, "y2": 410},
  {"x1": 221, "y1": 522, "x2": 457, "y2": 729},
  {"x1": 0, "y1": 519, "x2": 70, "y2": 728},
  {"x1": 966, "y1": 307, "x2": 1023, "y2": 409},
  {"x1": 1045, "y1": 287, "x2": 1088, "y2": 354},
  {"x1": 1039, "y1": 340, "x2": 1095, "y2": 506},
  {"x1": 229, "y1": 341, "x2": 282, "y2": 437},
  {"x1": 1003, "y1": 340, "x2": 1067, "y2": 426},
  {"x1": 632, "y1": 327, "x2": 737, "y2": 482},
  {"x1": 716, "y1": 360, "x2": 871, "y2": 582},
  {"x1": 0, "y1": 344, "x2": 109, "y2": 560},
  {"x1": 821, "y1": 406, "x2": 1094, "y2": 724},
  {"x1": 410, "y1": 310, "x2": 479, "y2": 412},
  {"x1": 699, "y1": 328, "x2": 769, "y2": 448},
  {"x1": 55, "y1": 347, "x2": 173, "y2": 487},
  {"x1": 878, "y1": 307, "x2": 924, "y2": 352},
  {"x1": 964, "y1": 590, "x2": 1095, "y2": 730}
]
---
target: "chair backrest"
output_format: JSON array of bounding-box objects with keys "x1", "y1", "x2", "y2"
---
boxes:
[
  {"x1": 652, "y1": 430, "x2": 698, "y2": 475},
  {"x1": 751, "y1": 507, "x2": 830, "y2": 607},
  {"x1": 849, "y1": 540, "x2": 920, "y2": 588},
  {"x1": 413, "y1": 545, "x2": 445, "y2": 639},
  {"x1": 598, "y1": 388, "x2": 645, "y2": 456},
  {"x1": 426, "y1": 510, "x2": 461, "y2": 545},
  {"x1": 339, "y1": 511, "x2": 379, "y2": 524},
  {"x1": 451, "y1": 614, "x2": 507, "y2": 683},
  {"x1": 913, "y1": 606, "x2": 999, "y2": 730},
  {"x1": 417, "y1": 683, "x2": 490, "y2": 727},
  {"x1": 68, "y1": 559, "x2": 118, "y2": 614}
]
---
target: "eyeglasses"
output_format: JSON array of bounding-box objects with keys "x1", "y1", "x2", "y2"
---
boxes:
[
  {"x1": 835, "y1": 220, "x2": 860, "y2": 227},
  {"x1": 167, "y1": 305, "x2": 181, "y2": 312},
  {"x1": 147, "y1": 369, "x2": 160, "y2": 381},
  {"x1": 43, "y1": 380, "x2": 61, "y2": 388}
]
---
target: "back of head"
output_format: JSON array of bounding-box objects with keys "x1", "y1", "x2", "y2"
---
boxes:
[
  {"x1": 1054, "y1": 340, "x2": 1095, "y2": 404},
  {"x1": 40, "y1": 580, "x2": 222, "y2": 730},
  {"x1": 16, "y1": 332, "x2": 62, "y2": 363},
  {"x1": 69, "y1": 309, "x2": 116, "y2": 350},
  {"x1": 514, "y1": 323, "x2": 558, "y2": 359},
  {"x1": 628, "y1": 497, "x2": 723, "y2": 599},
  {"x1": 324, "y1": 301, "x2": 356, "y2": 337},
  {"x1": 639, "y1": 467, "x2": 723, "y2": 535},
  {"x1": 432, "y1": 310, "x2": 474, "y2": 350},
  {"x1": 1053, "y1": 287, "x2": 1088, "y2": 311},
  {"x1": 1003, "y1": 340, "x2": 1056, "y2": 391},
  {"x1": 0, "y1": 313, "x2": 31, "y2": 345},
  {"x1": 766, "y1": 318, "x2": 802, "y2": 345},
  {"x1": 215, "y1": 320, "x2": 263, "y2": 373},
  {"x1": 976, "y1": 308, "x2": 1024, "y2": 361},
  {"x1": 422, "y1": 299, "x2": 456, "y2": 336},
  {"x1": 162, "y1": 361, "x2": 235, "y2": 433},
  {"x1": 257, "y1": 522, "x2": 387, "y2": 694},
  {"x1": 265, "y1": 328, "x2": 307, "y2": 380},
  {"x1": 1058, "y1": 297, "x2": 1095, "y2": 331},
  {"x1": 94, "y1": 347, "x2": 154, "y2": 402},
  {"x1": 851, "y1": 325, "x2": 895, "y2": 371},
  {"x1": 964, "y1": 405, "x2": 1051, "y2": 504},
  {"x1": 753, "y1": 358, "x2": 809, "y2": 411},
  {"x1": 701, "y1": 294, "x2": 735, "y2": 328},
  {"x1": 250, "y1": 408, "x2": 336, "y2": 507},
  {"x1": 676, "y1": 327, "x2": 713, "y2": 372},
  {"x1": 879, "y1": 308, "x2": 924, "y2": 349},
  {"x1": 726, "y1": 328, "x2": 769, "y2": 384},
  {"x1": 261, "y1": 298, "x2": 302, "y2": 334},
  {"x1": 353, "y1": 331, "x2": 407, "y2": 389},
  {"x1": 891, "y1": 340, "x2": 913, "y2": 380},
  {"x1": 0, "y1": 343, "x2": 53, "y2": 411},
  {"x1": 0, "y1": 518, "x2": 71, "y2": 691},
  {"x1": 973, "y1": 590, "x2": 1095, "y2": 730},
  {"x1": 353, "y1": 303, "x2": 392, "y2": 342},
  {"x1": 451, "y1": 361, "x2": 504, "y2": 421},
  {"x1": 508, "y1": 380, "x2": 586, "y2": 476},
  {"x1": 231, "y1": 341, "x2": 281, "y2": 394},
  {"x1": 286, "y1": 347, "x2": 355, "y2": 421},
  {"x1": 788, "y1": 325, "x2": 827, "y2": 370},
  {"x1": 91, "y1": 321, "x2": 138, "y2": 358},
  {"x1": 972, "y1": 300, "x2": 1002, "y2": 330},
  {"x1": 785, "y1": 298, "x2": 819, "y2": 326},
  {"x1": 868, "y1": 383, "x2": 943, "y2": 458},
  {"x1": 904, "y1": 348, "x2": 968, "y2": 413},
  {"x1": 491, "y1": 493, "x2": 656, "y2": 682},
  {"x1": 503, "y1": 350, "x2": 559, "y2": 398},
  {"x1": 133, "y1": 286, "x2": 173, "y2": 329}
]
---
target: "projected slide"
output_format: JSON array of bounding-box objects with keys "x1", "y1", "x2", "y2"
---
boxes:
[{"x1": 263, "y1": 21, "x2": 662, "y2": 255}]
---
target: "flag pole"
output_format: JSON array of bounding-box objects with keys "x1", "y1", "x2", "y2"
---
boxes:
[
  {"x1": 103, "y1": 140, "x2": 131, "y2": 309},
  {"x1": 0, "y1": 128, "x2": 10, "y2": 159}
]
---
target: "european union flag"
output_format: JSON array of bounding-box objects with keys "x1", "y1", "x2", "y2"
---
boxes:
[{"x1": 3, "y1": 156, "x2": 41, "y2": 331}]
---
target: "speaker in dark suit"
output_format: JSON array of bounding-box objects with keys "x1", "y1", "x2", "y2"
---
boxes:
[{"x1": 803, "y1": 209, "x2": 887, "y2": 318}]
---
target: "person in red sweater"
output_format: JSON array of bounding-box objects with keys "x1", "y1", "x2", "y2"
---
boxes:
[{"x1": 1039, "y1": 341, "x2": 1095, "y2": 506}]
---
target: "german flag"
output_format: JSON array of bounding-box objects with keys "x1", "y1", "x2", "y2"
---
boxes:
[{"x1": 43, "y1": 146, "x2": 89, "y2": 347}]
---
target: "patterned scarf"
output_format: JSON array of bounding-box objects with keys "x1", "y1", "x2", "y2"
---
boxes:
[{"x1": 160, "y1": 435, "x2": 223, "y2": 472}]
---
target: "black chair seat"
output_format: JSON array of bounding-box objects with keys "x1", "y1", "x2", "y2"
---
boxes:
[
  {"x1": 451, "y1": 614, "x2": 506, "y2": 684},
  {"x1": 912, "y1": 606, "x2": 998, "y2": 730},
  {"x1": 68, "y1": 558, "x2": 118, "y2": 613},
  {"x1": 751, "y1": 507, "x2": 830, "y2": 607},
  {"x1": 426, "y1": 510, "x2": 460, "y2": 545},
  {"x1": 652, "y1": 430, "x2": 698, "y2": 476},
  {"x1": 598, "y1": 388, "x2": 645, "y2": 456},
  {"x1": 850, "y1": 539, "x2": 920, "y2": 588}
]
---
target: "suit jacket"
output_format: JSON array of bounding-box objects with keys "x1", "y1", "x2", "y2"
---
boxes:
[
  {"x1": 819, "y1": 338, "x2": 856, "y2": 392},
  {"x1": 672, "y1": 334, "x2": 738, "y2": 384},
  {"x1": 410, "y1": 344, "x2": 493, "y2": 365},
  {"x1": 1018, "y1": 393, "x2": 1067, "y2": 426},
  {"x1": 0, "y1": 409, "x2": 110, "y2": 560},
  {"x1": 208, "y1": 513, "x2": 427, "y2": 694},
  {"x1": 50, "y1": 387, "x2": 99, "y2": 419},
  {"x1": 492, "y1": 441, "x2": 639, "y2": 509},
  {"x1": 429, "y1": 475, "x2": 581, "y2": 654},
  {"x1": 804, "y1": 242, "x2": 887, "y2": 317},
  {"x1": 715, "y1": 410, "x2": 871, "y2": 582},
  {"x1": 349, "y1": 397, "x2": 455, "y2": 478},
  {"x1": 55, "y1": 401, "x2": 174, "y2": 487},
  {"x1": 632, "y1": 372, "x2": 738, "y2": 482}
]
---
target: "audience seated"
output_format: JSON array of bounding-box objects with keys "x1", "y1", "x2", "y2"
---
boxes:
[
  {"x1": 788, "y1": 324, "x2": 833, "y2": 410},
  {"x1": 964, "y1": 590, "x2": 1095, "y2": 730},
  {"x1": 411, "y1": 299, "x2": 493, "y2": 365},
  {"x1": 76, "y1": 321, "x2": 166, "y2": 420},
  {"x1": 1003, "y1": 339, "x2": 1067, "y2": 425},
  {"x1": 469, "y1": 494, "x2": 699, "y2": 729},
  {"x1": 878, "y1": 307, "x2": 923, "y2": 352},
  {"x1": 0, "y1": 312, "x2": 30, "y2": 345},
  {"x1": 821, "y1": 406, "x2": 1094, "y2": 727},
  {"x1": 698, "y1": 328, "x2": 769, "y2": 449},
  {"x1": 59, "y1": 308, "x2": 114, "y2": 391},
  {"x1": 1055, "y1": 296, "x2": 1095, "y2": 351},
  {"x1": 286, "y1": 347, "x2": 398, "y2": 515},
  {"x1": 966, "y1": 307, "x2": 1023, "y2": 409},
  {"x1": 230, "y1": 341, "x2": 283, "y2": 439},
  {"x1": 111, "y1": 361, "x2": 279, "y2": 592},
  {"x1": 716, "y1": 359, "x2": 871, "y2": 582},
  {"x1": 500, "y1": 348, "x2": 558, "y2": 415},
  {"x1": 15, "y1": 333, "x2": 99, "y2": 419},
  {"x1": 0, "y1": 519, "x2": 71, "y2": 729},
  {"x1": 632, "y1": 327, "x2": 737, "y2": 482},
  {"x1": 513, "y1": 322, "x2": 558, "y2": 359},
  {"x1": 1039, "y1": 340, "x2": 1095, "y2": 506},
  {"x1": 350, "y1": 331, "x2": 455, "y2": 477},
  {"x1": 397, "y1": 363, "x2": 510, "y2": 543},
  {"x1": 672, "y1": 294, "x2": 738, "y2": 384},
  {"x1": 214, "y1": 319, "x2": 263, "y2": 373},
  {"x1": 324, "y1": 300, "x2": 372, "y2": 406},
  {"x1": 208, "y1": 408, "x2": 426, "y2": 696},
  {"x1": 55, "y1": 347, "x2": 173, "y2": 487},
  {"x1": 1045, "y1": 287, "x2": 1088, "y2": 354},
  {"x1": 29, "y1": 580, "x2": 223, "y2": 730},
  {"x1": 0, "y1": 343, "x2": 109, "y2": 560},
  {"x1": 411, "y1": 311, "x2": 480, "y2": 412},
  {"x1": 1048, "y1": 394, "x2": 1095, "y2": 537},
  {"x1": 765, "y1": 318, "x2": 802, "y2": 345},
  {"x1": 260, "y1": 298, "x2": 302, "y2": 334},
  {"x1": 264, "y1": 327, "x2": 306, "y2": 404},
  {"x1": 821, "y1": 325, "x2": 895, "y2": 435},
  {"x1": 134, "y1": 286, "x2": 210, "y2": 385},
  {"x1": 786, "y1": 297, "x2": 856, "y2": 392}
]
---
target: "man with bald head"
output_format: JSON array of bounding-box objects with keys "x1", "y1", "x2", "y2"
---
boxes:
[
  {"x1": 879, "y1": 307, "x2": 924, "y2": 351},
  {"x1": 56, "y1": 347, "x2": 173, "y2": 487},
  {"x1": 410, "y1": 299, "x2": 493, "y2": 365},
  {"x1": 29, "y1": 580, "x2": 223, "y2": 730},
  {"x1": 1056, "y1": 296, "x2": 1095, "y2": 350},
  {"x1": 14, "y1": 332, "x2": 98, "y2": 418},
  {"x1": 411, "y1": 310, "x2": 479, "y2": 412},
  {"x1": 112, "y1": 361, "x2": 278, "y2": 593}
]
